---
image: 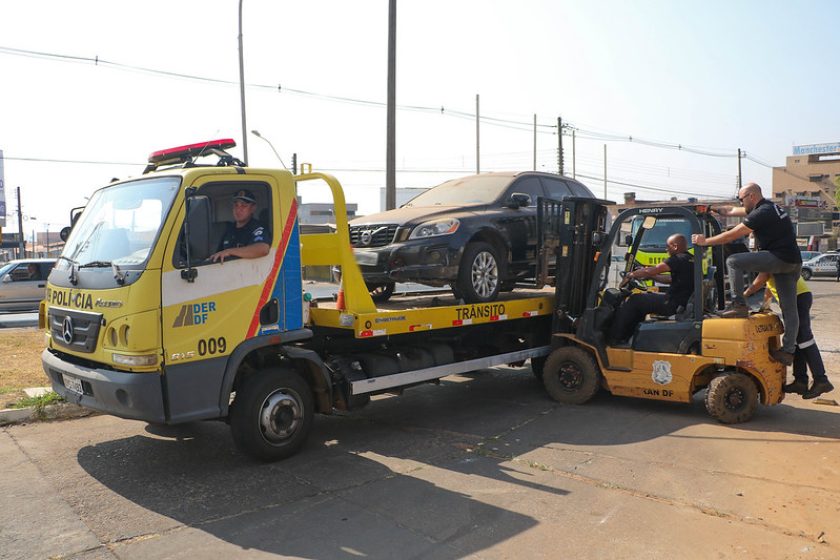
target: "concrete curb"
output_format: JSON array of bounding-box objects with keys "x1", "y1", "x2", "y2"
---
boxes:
[{"x1": 0, "y1": 402, "x2": 98, "y2": 426}]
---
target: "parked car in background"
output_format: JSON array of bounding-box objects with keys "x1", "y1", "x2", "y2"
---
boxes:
[
  {"x1": 0, "y1": 258, "x2": 56, "y2": 311},
  {"x1": 347, "y1": 171, "x2": 595, "y2": 303},
  {"x1": 801, "y1": 252, "x2": 838, "y2": 280},
  {"x1": 800, "y1": 250, "x2": 822, "y2": 262}
]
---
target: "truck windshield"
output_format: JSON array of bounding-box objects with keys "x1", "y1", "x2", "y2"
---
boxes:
[
  {"x1": 631, "y1": 217, "x2": 695, "y2": 250},
  {"x1": 59, "y1": 177, "x2": 180, "y2": 270}
]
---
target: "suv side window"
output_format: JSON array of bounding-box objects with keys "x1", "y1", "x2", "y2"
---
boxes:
[
  {"x1": 540, "y1": 177, "x2": 573, "y2": 200},
  {"x1": 566, "y1": 179, "x2": 595, "y2": 198},
  {"x1": 506, "y1": 177, "x2": 544, "y2": 207}
]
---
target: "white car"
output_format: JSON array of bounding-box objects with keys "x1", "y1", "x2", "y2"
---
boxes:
[
  {"x1": 0, "y1": 258, "x2": 56, "y2": 311},
  {"x1": 801, "y1": 253, "x2": 839, "y2": 280}
]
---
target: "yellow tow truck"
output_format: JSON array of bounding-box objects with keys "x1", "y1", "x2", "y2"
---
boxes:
[{"x1": 42, "y1": 139, "x2": 555, "y2": 460}]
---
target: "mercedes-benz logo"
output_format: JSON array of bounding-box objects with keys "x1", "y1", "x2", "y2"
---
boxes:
[
  {"x1": 62, "y1": 316, "x2": 75, "y2": 345},
  {"x1": 359, "y1": 230, "x2": 373, "y2": 246}
]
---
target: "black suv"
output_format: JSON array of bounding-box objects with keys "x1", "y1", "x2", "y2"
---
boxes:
[{"x1": 348, "y1": 171, "x2": 594, "y2": 303}]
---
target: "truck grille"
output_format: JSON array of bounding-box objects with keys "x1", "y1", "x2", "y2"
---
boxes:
[
  {"x1": 349, "y1": 224, "x2": 399, "y2": 248},
  {"x1": 49, "y1": 307, "x2": 102, "y2": 354}
]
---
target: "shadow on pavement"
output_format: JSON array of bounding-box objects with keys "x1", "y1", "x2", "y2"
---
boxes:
[{"x1": 77, "y1": 365, "x2": 839, "y2": 557}]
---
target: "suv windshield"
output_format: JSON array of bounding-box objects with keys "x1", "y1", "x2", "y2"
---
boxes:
[
  {"x1": 404, "y1": 175, "x2": 513, "y2": 207},
  {"x1": 59, "y1": 177, "x2": 180, "y2": 270}
]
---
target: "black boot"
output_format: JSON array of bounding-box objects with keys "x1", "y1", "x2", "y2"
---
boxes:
[
  {"x1": 783, "y1": 380, "x2": 808, "y2": 395},
  {"x1": 721, "y1": 303, "x2": 749, "y2": 318},
  {"x1": 770, "y1": 349, "x2": 794, "y2": 366},
  {"x1": 803, "y1": 380, "x2": 835, "y2": 400}
]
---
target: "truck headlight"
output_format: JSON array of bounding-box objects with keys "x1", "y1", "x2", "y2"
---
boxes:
[
  {"x1": 408, "y1": 218, "x2": 460, "y2": 239},
  {"x1": 112, "y1": 353, "x2": 158, "y2": 367}
]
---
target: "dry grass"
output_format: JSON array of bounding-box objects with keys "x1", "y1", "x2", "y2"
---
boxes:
[{"x1": 0, "y1": 327, "x2": 50, "y2": 407}]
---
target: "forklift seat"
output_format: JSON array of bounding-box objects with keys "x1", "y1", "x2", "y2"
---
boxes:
[{"x1": 632, "y1": 319, "x2": 701, "y2": 354}]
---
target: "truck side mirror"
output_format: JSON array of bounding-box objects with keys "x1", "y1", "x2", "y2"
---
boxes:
[
  {"x1": 59, "y1": 226, "x2": 72, "y2": 242},
  {"x1": 184, "y1": 195, "x2": 213, "y2": 261}
]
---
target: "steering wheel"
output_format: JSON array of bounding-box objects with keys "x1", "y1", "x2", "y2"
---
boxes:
[{"x1": 619, "y1": 271, "x2": 648, "y2": 292}]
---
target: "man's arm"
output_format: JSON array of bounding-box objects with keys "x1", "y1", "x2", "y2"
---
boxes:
[
  {"x1": 712, "y1": 204, "x2": 747, "y2": 218},
  {"x1": 744, "y1": 272, "x2": 769, "y2": 298},
  {"x1": 628, "y1": 261, "x2": 671, "y2": 280},
  {"x1": 692, "y1": 222, "x2": 752, "y2": 247},
  {"x1": 210, "y1": 242, "x2": 270, "y2": 263}
]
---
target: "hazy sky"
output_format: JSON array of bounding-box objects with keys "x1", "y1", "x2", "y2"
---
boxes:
[{"x1": 2, "y1": 0, "x2": 839, "y2": 235}]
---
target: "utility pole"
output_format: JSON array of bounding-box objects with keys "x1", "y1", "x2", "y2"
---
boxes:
[
  {"x1": 572, "y1": 129, "x2": 576, "y2": 179},
  {"x1": 533, "y1": 114, "x2": 537, "y2": 171},
  {"x1": 238, "y1": 0, "x2": 249, "y2": 165},
  {"x1": 557, "y1": 117, "x2": 564, "y2": 175},
  {"x1": 737, "y1": 148, "x2": 743, "y2": 191},
  {"x1": 603, "y1": 145, "x2": 608, "y2": 200},
  {"x1": 385, "y1": 0, "x2": 397, "y2": 210},
  {"x1": 475, "y1": 94, "x2": 480, "y2": 174},
  {"x1": 16, "y1": 186, "x2": 24, "y2": 258}
]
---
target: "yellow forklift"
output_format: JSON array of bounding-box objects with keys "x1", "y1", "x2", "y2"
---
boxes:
[{"x1": 536, "y1": 198, "x2": 786, "y2": 423}]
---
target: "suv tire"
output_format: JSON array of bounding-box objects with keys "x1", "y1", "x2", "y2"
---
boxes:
[{"x1": 456, "y1": 242, "x2": 502, "y2": 303}]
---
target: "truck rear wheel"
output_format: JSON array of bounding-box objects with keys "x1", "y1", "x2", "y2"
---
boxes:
[
  {"x1": 705, "y1": 372, "x2": 758, "y2": 424},
  {"x1": 230, "y1": 367, "x2": 314, "y2": 461},
  {"x1": 543, "y1": 346, "x2": 601, "y2": 405}
]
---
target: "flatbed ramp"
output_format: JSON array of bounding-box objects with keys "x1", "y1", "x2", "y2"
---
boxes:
[{"x1": 309, "y1": 288, "x2": 556, "y2": 338}]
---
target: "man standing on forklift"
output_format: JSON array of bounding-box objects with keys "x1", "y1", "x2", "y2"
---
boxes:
[
  {"x1": 691, "y1": 183, "x2": 801, "y2": 366},
  {"x1": 609, "y1": 234, "x2": 694, "y2": 344}
]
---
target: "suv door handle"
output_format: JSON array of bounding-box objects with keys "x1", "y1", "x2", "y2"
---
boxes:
[{"x1": 38, "y1": 283, "x2": 45, "y2": 288}]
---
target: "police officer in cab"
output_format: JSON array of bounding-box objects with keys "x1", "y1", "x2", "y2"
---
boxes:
[{"x1": 210, "y1": 189, "x2": 271, "y2": 263}]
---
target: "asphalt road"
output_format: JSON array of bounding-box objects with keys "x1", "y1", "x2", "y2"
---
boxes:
[{"x1": 2, "y1": 280, "x2": 839, "y2": 559}]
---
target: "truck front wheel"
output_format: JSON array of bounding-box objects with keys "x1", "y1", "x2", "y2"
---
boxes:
[
  {"x1": 705, "y1": 372, "x2": 758, "y2": 424},
  {"x1": 543, "y1": 346, "x2": 601, "y2": 405},
  {"x1": 230, "y1": 367, "x2": 314, "y2": 461}
]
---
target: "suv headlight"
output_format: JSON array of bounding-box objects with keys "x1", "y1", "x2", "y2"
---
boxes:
[{"x1": 408, "y1": 218, "x2": 460, "y2": 239}]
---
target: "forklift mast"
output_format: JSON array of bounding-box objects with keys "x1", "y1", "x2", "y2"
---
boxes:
[{"x1": 537, "y1": 197, "x2": 613, "y2": 332}]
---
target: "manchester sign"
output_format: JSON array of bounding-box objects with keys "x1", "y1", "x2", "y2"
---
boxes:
[{"x1": 793, "y1": 142, "x2": 840, "y2": 156}]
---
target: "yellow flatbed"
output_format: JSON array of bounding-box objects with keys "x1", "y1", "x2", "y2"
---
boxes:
[{"x1": 309, "y1": 288, "x2": 555, "y2": 338}]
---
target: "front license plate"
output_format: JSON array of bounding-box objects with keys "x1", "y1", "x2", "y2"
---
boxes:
[
  {"x1": 62, "y1": 373, "x2": 83, "y2": 394},
  {"x1": 353, "y1": 250, "x2": 379, "y2": 266}
]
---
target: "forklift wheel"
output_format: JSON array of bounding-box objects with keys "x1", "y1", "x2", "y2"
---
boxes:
[
  {"x1": 705, "y1": 373, "x2": 758, "y2": 424},
  {"x1": 543, "y1": 347, "x2": 601, "y2": 405}
]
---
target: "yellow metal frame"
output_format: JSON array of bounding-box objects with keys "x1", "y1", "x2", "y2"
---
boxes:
[{"x1": 296, "y1": 172, "x2": 376, "y2": 314}]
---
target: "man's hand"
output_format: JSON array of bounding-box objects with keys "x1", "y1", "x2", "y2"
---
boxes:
[
  {"x1": 210, "y1": 249, "x2": 234, "y2": 263},
  {"x1": 691, "y1": 234, "x2": 707, "y2": 246}
]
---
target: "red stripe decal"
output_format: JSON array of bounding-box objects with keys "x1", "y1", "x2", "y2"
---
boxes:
[{"x1": 247, "y1": 199, "x2": 298, "y2": 338}]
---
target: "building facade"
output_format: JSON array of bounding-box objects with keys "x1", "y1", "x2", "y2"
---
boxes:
[{"x1": 772, "y1": 142, "x2": 840, "y2": 240}]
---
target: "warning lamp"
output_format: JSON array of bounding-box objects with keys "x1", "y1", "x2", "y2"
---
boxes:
[{"x1": 143, "y1": 138, "x2": 243, "y2": 173}]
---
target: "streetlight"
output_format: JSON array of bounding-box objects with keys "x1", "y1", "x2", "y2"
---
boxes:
[{"x1": 251, "y1": 130, "x2": 288, "y2": 169}]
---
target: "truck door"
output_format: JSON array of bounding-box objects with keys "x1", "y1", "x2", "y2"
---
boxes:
[{"x1": 159, "y1": 175, "x2": 302, "y2": 422}]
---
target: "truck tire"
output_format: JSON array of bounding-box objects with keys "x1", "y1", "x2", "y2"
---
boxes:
[
  {"x1": 230, "y1": 367, "x2": 314, "y2": 461},
  {"x1": 543, "y1": 346, "x2": 601, "y2": 405},
  {"x1": 456, "y1": 241, "x2": 502, "y2": 303},
  {"x1": 705, "y1": 372, "x2": 758, "y2": 424}
]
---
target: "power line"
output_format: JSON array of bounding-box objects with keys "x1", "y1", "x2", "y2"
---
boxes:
[{"x1": 1, "y1": 44, "x2": 778, "y2": 163}]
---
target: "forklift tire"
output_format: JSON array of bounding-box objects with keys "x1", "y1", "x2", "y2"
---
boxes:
[
  {"x1": 705, "y1": 372, "x2": 758, "y2": 424},
  {"x1": 543, "y1": 346, "x2": 601, "y2": 405},
  {"x1": 230, "y1": 367, "x2": 314, "y2": 461},
  {"x1": 530, "y1": 356, "x2": 547, "y2": 380}
]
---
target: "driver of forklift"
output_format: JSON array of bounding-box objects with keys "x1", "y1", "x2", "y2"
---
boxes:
[{"x1": 608, "y1": 233, "x2": 695, "y2": 345}]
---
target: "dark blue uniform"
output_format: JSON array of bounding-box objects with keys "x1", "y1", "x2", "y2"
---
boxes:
[{"x1": 218, "y1": 218, "x2": 270, "y2": 251}]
